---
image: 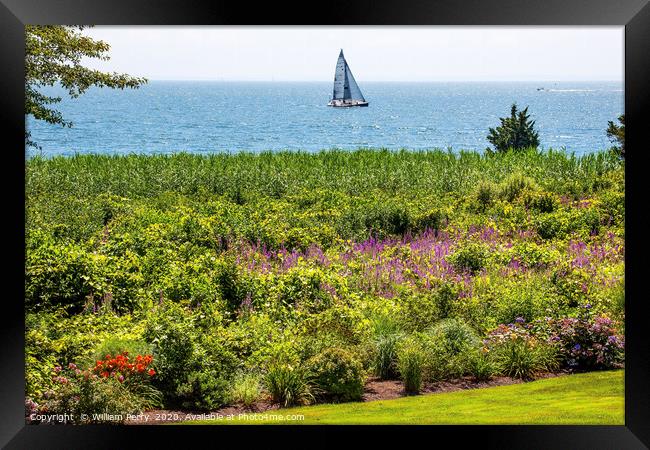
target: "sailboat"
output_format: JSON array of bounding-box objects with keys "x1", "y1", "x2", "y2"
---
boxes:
[{"x1": 328, "y1": 49, "x2": 369, "y2": 107}]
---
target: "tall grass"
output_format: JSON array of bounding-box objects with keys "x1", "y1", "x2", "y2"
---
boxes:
[{"x1": 26, "y1": 148, "x2": 620, "y2": 202}]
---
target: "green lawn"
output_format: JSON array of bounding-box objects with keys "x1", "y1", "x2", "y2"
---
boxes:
[{"x1": 187, "y1": 370, "x2": 624, "y2": 425}]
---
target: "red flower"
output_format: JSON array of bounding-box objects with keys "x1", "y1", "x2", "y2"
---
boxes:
[{"x1": 148, "y1": 369, "x2": 156, "y2": 376}]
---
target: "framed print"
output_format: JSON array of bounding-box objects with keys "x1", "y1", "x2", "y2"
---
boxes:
[{"x1": 1, "y1": 0, "x2": 649, "y2": 448}]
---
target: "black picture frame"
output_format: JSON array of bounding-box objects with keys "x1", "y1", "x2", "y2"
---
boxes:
[{"x1": 2, "y1": 0, "x2": 648, "y2": 448}]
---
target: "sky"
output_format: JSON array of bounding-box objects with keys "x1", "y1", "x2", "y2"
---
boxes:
[{"x1": 82, "y1": 26, "x2": 624, "y2": 82}]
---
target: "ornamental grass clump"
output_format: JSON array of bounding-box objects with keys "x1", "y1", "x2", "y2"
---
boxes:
[
  {"x1": 466, "y1": 349, "x2": 498, "y2": 382},
  {"x1": 396, "y1": 337, "x2": 426, "y2": 393},
  {"x1": 264, "y1": 364, "x2": 314, "y2": 407},
  {"x1": 368, "y1": 314, "x2": 402, "y2": 380},
  {"x1": 229, "y1": 372, "x2": 262, "y2": 407},
  {"x1": 486, "y1": 319, "x2": 559, "y2": 380}
]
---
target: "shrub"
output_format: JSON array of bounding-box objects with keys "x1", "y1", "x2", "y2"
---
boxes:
[
  {"x1": 340, "y1": 200, "x2": 412, "y2": 240},
  {"x1": 414, "y1": 208, "x2": 445, "y2": 232},
  {"x1": 429, "y1": 318, "x2": 481, "y2": 354},
  {"x1": 508, "y1": 242, "x2": 555, "y2": 270},
  {"x1": 143, "y1": 303, "x2": 237, "y2": 409},
  {"x1": 499, "y1": 172, "x2": 537, "y2": 202},
  {"x1": 25, "y1": 310, "x2": 139, "y2": 404},
  {"x1": 229, "y1": 372, "x2": 262, "y2": 407},
  {"x1": 91, "y1": 352, "x2": 162, "y2": 409},
  {"x1": 215, "y1": 258, "x2": 245, "y2": 315},
  {"x1": 543, "y1": 308, "x2": 624, "y2": 370},
  {"x1": 434, "y1": 282, "x2": 458, "y2": 319},
  {"x1": 398, "y1": 292, "x2": 440, "y2": 332},
  {"x1": 307, "y1": 347, "x2": 365, "y2": 402},
  {"x1": 474, "y1": 180, "x2": 499, "y2": 210},
  {"x1": 534, "y1": 211, "x2": 568, "y2": 240},
  {"x1": 421, "y1": 318, "x2": 481, "y2": 381},
  {"x1": 396, "y1": 337, "x2": 426, "y2": 393},
  {"x1": 447, "y1": 242, "x2": 489, "y2": 275},
  {"x1": 25, "y1": 240, "x2": 106, "y2": 312},
  {"x1": 176, "y1": 370, "x2": 231, "y2": 411},
  {"x1": 523, "y1": 190, "x2": 558, "y2": 213},
  {"x1": 143, "y1": 306, "x2": 196, "y2": 400},
  {"x1": 264, "y1": 364, "x2": 314, "y2": 407}
]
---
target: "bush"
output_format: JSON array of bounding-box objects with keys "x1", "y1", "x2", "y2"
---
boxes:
[
  {"x1": 25, "y1": 310, "x2": 139, "y2": 404},
  {"x1": 307, "y1": 347, "x2": 365, "y2": 402},
  {"x1": 413, "y1": 208, "x2": 445, "y2": 232},
  {"x1": 474, "y1": 180, "x2": 499, "y2": 210},
  {"x1": 421, "y1": 318, "x2": 481, "y2": 381},
  {"x1": 523, "y1": 190, "x2": 558, "y2": 213},
  {"x1": 143, "y1": 303, "x2": 237, "y2": 409},
  {"x1": 398, "y1": 292, "x2": 440, "y2": 332},
  {"x1": 499, "y1": 173, "x2": 537, "y2": 202},
  {"x1": 176, "y1": 370, "x2": 231, "y2": 411},
  {"x1": 543, "y1": 308, "x2": 624, "y2": 370},
  {"x1": 447, "y1": 242, "x2": 489, "y2": 275},
  {"x1": 507, "y1": 242, "x2": 556, "y2": 270},
  {"x1": 25, "y1": 239, "x2": 106, "y2": 312},
  {"x1": 397, "y1": 337, "x2": 426, "y2": 393},
  {"x1": 340, "y1": 199, "x2": 412, "y2": 240},
  {"x1": 264, "y1": 364, "x2": 314, "y2": 407}
]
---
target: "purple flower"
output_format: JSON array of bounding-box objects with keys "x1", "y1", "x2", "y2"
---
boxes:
[
  {"x1": 515, "y1": 317, "x2": 525, "y2": 324},
  {"x1": 573, "y1": 344, "x2": 581, "y2": 350}
]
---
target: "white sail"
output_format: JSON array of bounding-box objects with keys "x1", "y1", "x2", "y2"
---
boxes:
[
  {"x1": 332, "y1": 50, "x2": 347, "y2": 100},
  {"x1": 332, "y1": 50, "x2": 365, "y2": 101},
  {"x1": 345, "y1": 64, "x2": 365, "y2": 102}
]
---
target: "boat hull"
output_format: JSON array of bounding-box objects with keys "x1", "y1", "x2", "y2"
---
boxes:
[{"x1": 328, "y1": 100, "x2": 369, "y2": 107}]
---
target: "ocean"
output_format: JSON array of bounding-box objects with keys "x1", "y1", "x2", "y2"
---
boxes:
[{"x1": 26, "y1": 81, "x2": 624, "y2": 157}]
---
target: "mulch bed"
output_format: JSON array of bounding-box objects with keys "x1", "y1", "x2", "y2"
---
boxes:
[{"x1": 126, "y1": 371, "x2": 568, "y2": 424}]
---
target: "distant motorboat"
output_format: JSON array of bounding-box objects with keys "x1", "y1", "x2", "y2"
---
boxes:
[
  {"x1": 328, "y1": 50, "x2": 369, "y2": 107},
  {"x1": 537, "y1": 87, "x2": 545, "y2": 91}
]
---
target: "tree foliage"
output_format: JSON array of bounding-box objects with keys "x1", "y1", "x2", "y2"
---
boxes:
[
  {"x1": 25, "y1": 25, "x2": 147, "y2": 147},
  {"x1": 487, "y1": 104, "x2": 540, "y2": 153},
  {"x1": 606, "y1": 114, "x2": 625, "y2": 158}
]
